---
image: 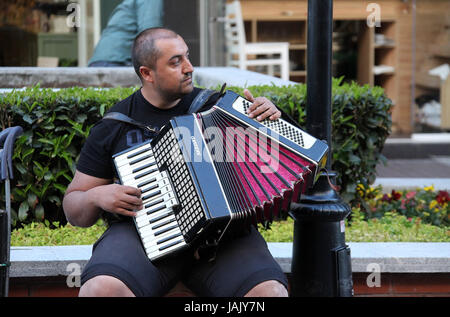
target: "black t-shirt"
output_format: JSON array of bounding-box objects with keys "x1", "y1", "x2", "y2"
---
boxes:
[{"x1": 77, "y1": 87, "x2": 218, "y2": 180}]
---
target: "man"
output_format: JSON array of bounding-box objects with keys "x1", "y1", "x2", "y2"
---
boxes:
[
  {"x1": 88, "y1": 0, "x2": 163, "y2": 67},
  {"x1": 63, "y1": 27, "x2": 288, "y2": 297}
]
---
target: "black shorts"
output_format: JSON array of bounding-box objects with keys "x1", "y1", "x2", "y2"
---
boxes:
[{"x1": 81, "y1": 221, "x2": 288, "y2": 297}]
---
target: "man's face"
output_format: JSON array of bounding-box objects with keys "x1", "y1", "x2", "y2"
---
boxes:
[{"x1": 152, "y1": 36, "x2": 194, "y2": 101}]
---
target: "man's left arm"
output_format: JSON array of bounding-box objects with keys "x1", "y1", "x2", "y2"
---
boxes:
[{"x1": 244, "y1": 89, "x2": 281, "y2": 122}]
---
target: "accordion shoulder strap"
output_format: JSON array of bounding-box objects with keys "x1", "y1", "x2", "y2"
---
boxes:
[
  {"x1": 188, "y1": 83, "x2": 227, "y2": 114},
  {"x1": 188, "y1": 89, "x2": 217, "y2": 114},
  {"x1": 102, "y1": 111, "x2": 159, "y2": 133}
]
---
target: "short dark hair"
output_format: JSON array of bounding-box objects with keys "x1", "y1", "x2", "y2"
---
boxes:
[{"x1": 131, "y1": 27, "x2": 179, "y2": 79}]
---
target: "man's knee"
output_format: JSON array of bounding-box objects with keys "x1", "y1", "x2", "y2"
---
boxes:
[
  {"x1": 78, "y1": 275, "x2": 135, "y2": 297},
  {"x1": 245, "y1": 280, "x2": 288, "y2": 297}
]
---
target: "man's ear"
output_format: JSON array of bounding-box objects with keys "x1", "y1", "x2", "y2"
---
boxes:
[{"x1": 139, "y1": 66, "x2": 154, "y2": 83}]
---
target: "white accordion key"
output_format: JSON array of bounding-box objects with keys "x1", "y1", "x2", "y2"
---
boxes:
[
  {"x1": 114, "y1": 143, "x2": 153, "y2": 166},
  {"x1": 113, "y1": 142, "x2": 187, "y2": 262},
  {"x1": 116, "y1": 156, "x2": 157, "y2": 177}
]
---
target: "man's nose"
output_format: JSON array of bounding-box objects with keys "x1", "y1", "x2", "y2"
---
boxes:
[{"x1": 183, "y1": 58, "x2": 194, "y2": 73}]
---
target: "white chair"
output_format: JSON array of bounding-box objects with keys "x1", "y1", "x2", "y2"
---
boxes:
[{"x1": 224, "y1": 0, "x2": 290, "y2": 81}]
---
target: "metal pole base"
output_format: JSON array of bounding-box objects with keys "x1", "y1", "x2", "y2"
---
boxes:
[
  {"x1": 0, "y1": 208, "x2": 9, "y2": 297},
  {"x1": 289, "y1": 173, "x2": 354, "y2": 297}
]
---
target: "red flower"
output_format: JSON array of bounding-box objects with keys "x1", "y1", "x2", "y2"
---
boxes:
[
  {"x1": 391, "y1": 190, "x2": 402, "y2": 201},
  {"x1": 436, "y1": 191, "x2": 450, "y2": 205}
]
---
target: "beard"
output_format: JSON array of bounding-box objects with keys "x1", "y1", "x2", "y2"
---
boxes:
[{"x1": 156, "y1": 73, "x2": 194, "y2": 103}]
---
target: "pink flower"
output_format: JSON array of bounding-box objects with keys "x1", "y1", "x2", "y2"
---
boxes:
[{"x1": 406, "y1": 191, "x2": 416, "y2": 199}]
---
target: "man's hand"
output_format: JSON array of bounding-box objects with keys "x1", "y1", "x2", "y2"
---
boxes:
[
  {"x1": 94, "y1": 184, "x2": 143, "y2": 217},
  {"x1": 244, "y1": 89, "x2": 281, "y2": 121},
  {"x1": 63, "y1": 171, "x2": 143, "y2": 227}
]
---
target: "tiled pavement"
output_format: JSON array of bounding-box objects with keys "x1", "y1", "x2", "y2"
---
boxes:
[
  {"x1": 374, "y1": 135, "x2": 450, "y2": 191},
  {"x1": 376, "y1": 156, "x2": 450, "y2": 179}
]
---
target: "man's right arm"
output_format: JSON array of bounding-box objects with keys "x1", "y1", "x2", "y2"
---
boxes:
[{"x1": 63, "y1": 170, "x2": 143, "y2": 228}]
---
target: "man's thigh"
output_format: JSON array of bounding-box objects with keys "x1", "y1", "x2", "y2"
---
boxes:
[
  {"x1": 81, "y1": 221, "x2": 193, "y2": 297},
  {"x1": 184, "y1": 226, "x2": 288, "y2": 297}
]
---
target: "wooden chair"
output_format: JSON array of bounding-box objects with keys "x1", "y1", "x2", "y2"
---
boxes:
[
  {"x1": 37, "y1": 56, "x2": 59, "y2": 67},
  {"x1": 224, "y1": 0, "x2": 290, "y2": 81}
]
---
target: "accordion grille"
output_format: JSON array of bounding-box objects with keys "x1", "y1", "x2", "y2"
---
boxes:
[
  {"x1": 240, "y1": 98, "x2": 305, "y2": 148},
  {"x1": 153, "y1": 128, "x2": 204, "y2": 236}
]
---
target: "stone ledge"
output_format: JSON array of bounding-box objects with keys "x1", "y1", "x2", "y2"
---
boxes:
[
  {"x1": 193, "y1": 67, "x2": 297, "y2": 88},
  {"x1": 9, "y1": 242, "x2": 450, "y2": 278},
  {"x1": 0, "y1": 67, "x2": 140, "y2": 88},
  {"x1": 0, "y1": 66, "x2": 296, "y2": 89},
  {"x1": 374, "y1": 178, "x2": 450, "y2": 192}
]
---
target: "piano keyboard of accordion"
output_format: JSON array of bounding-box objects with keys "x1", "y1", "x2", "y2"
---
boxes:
[{"x1": 113, "y1": 90, "x2": 328, "y2": 262}]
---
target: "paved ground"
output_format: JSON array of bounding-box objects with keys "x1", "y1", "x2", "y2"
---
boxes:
[
  {"x1": 376, "y1": 156, "x2": 450, "y2": 178},
  {"x1": 374, "y1": 137, "x2": 450, "y2": 191}
]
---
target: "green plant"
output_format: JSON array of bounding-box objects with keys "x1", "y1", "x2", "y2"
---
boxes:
[
  {"x1": 258, "y1": 208, "x2": 449, "y2": 243},
  {"x1": 0, "y1": 85, "x2": 136, "y2": 225},
  {"x1": 329, "y1": 79, "x2": 392, "y2": 202},
  {"x1": 356, "y1": 184, "x2": 449, "y2": 226},
  {"x1": 345, "y1": 208, "x2": 449, "y2": 242},
  {"x1": 10, "y1": 219, "x2": 107, "y2": 246}
]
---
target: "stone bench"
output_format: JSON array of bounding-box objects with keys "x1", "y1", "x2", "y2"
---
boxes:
[
  {"x1": 0, "y1": 66, "x2": 297, "y2": 90},
  {"x1": 9, "y1": 242, "x2": 450, "y2": 297}
]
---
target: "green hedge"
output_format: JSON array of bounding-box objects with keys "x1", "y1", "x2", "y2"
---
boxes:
[
  {"x1": 0, "y1": 80, "x2": 392, "y2": 226},
  {"x1": 0, "y1": 86, "x2": 136, "y2": 225}
]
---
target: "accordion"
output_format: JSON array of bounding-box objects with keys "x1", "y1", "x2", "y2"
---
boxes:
[{"x1": 113, "y1": 91, "x2": 328, "y2": 261}]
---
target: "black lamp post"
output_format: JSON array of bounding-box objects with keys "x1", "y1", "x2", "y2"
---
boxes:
[{"x1": 289, "y1": 0, "x2": 354, "y2": 297}]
